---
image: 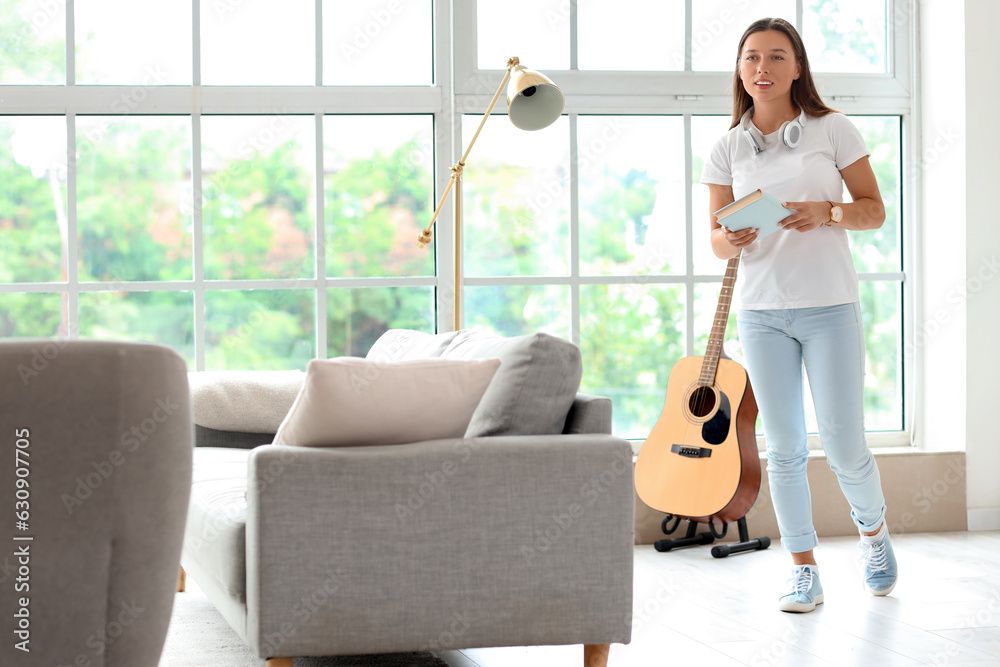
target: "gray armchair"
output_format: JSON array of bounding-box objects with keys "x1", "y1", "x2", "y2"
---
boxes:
[{"x1": 0, "y1": 340, "x2": 192, "y2": 667}]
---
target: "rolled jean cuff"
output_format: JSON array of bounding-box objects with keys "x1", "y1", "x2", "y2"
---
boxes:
[
  {"x1": 852, "y1": 506, "x2": 887, "y2": 533},
  {"x1": 781, "y1": 530, "x2": 820, "y2": 554}
]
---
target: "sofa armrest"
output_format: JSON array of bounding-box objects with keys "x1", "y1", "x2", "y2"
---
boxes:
[
  {"x1": 562, "y1": 393, "x2": 613, "y2": 434},
  {"x1": 243, "y1": 435, "x2": 634, "y2": 658}
]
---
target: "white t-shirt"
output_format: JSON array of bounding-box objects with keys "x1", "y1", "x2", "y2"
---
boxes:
[{"x1": 701, "y1": 111, "x2": 870, "y2": 310}]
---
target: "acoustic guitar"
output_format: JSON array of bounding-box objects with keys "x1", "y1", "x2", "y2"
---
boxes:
[{"x1": 634, "y1": 253, "x2": 760, "y2": 525}]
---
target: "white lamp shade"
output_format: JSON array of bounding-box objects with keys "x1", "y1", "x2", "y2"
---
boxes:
[{"x1": 506, "y1": 65, "x2": 565, "y2": 131}]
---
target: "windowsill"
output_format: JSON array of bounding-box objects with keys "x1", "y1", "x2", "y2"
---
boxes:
[{"x1": 630, "y1": 437, "x2": 962, "y2": 458}]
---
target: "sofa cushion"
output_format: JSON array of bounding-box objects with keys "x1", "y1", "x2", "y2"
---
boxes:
[
  {"x1": 188, "y1": 370, "x2": 304, "y2": 433},
  {"x1": 441, "y1": 330, "x2": 583, "y2": 437},
  {"x1": 181, "y1": 448, "x2": 250, "y2": 602},
  {"x1": 364, "y1": 329, "x2": 458, "y2": 361},
  {"x1": 272, "y1": 357, "x2": 501, "y2": 447}
]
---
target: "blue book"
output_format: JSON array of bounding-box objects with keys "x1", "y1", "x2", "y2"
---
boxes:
[{"x1": 713, "y1": 189, "x2": 793, "y2": 241}]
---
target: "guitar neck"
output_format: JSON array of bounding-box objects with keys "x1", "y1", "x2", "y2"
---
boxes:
[{"x1": 699, "y1": 253, "x2": 741, "y2": 386}]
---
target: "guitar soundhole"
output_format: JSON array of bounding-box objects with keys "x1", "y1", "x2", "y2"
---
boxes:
[{"x1": 688, "y1": 386, "x2": 717, "y2": 418}]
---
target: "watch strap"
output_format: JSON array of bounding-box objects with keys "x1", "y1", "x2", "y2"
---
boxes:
[{"x1": 825, "y1": 200, "x2": 838, "y2": 226}]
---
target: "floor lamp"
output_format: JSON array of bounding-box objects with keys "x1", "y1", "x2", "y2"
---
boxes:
[{"x1": 418, "y1": 56, "x2": 565, "y2": 331}]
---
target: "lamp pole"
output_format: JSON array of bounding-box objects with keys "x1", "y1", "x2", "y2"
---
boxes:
[
  {"x1": 418, "y1": 56, "x2": 564, "y2": 331},
  {"x1": 418, "y1": 57, "x2": 519, "y2": 331}
]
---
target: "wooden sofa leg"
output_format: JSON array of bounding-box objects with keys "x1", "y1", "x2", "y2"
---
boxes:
[
  {"x1": 584, "y1": 643, "x2": 610, "y2": 667},
  {"x1": 266, "y1": 659, "x2": 293, "y2": 667},
  {"x1": 177, "y1": 566, "x2": 186, "y2": 592}
]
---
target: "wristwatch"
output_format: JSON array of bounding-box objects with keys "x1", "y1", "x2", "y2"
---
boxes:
[{"x1": 825, "y1": 201, "x2": 844, "y2": 226}]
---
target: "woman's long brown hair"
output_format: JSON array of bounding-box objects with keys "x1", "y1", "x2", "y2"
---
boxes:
[{"x1": 730, "y1": 17, "x2": 838, "y2": 129}]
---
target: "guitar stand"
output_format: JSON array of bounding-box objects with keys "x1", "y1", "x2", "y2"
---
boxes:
[{"x1": 654, "y1": 515, "x2": 770, "y2": 558}]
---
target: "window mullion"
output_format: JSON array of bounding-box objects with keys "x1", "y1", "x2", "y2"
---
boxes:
[
  {"x1": 684, "y1": 113, "x2": 695, "y2": 358},
  {"x1": 66, "y1": 0, "x2": 75, "y2": 85},
  {"x1": 313, "y1": 1, "x2": 326, "y2": 357},
  {"x1": 569, "y1": 3, "x2": 579, "y2": 343},
  {"x1": 437, "y1": 0, "x2": 458, "y2": 332},
  {"x1": 191, "y1": 114, "x2": 205, "y2": 371},
  {"x1": 685, "y1": 0, "x2": 693, "y2": 72},
  {"x1": 65, "y1": 115, "x2": 79, "y2": 339},
  {"x1": 569, "y1": 113, "x2": 580, "y2": 346},
  {"x1": 570, "y1": 0, "x2": 578, "y2": 71},
  {"x1": 314, "y1": 113, "x2": 327, "y2": 359},
  {"x1": 193, "y1": 0, "x2": 201, "y2": 86}
]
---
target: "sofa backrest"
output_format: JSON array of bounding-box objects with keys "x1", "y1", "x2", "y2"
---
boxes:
[
  {"x1": 190, "y1": 329, "x2": 594, "y2": 447},
  {"x1": 366, "y1": 329, "x2": 583, "y2": 437}
]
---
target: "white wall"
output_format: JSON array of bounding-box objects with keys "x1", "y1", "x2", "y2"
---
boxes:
[
  {"x1": 920, "y1": 0, "x2": 1000, "y2": 530},
  {"x1": 918, "y1": 0, "x2": 966, "y2": 458},
  {"x1": 963, "y1": 0, "x2": 1000, "y2": 530}
]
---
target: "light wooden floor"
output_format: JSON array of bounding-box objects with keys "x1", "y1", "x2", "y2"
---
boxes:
[{"x1": 437, "y1": 531, "x2": 1000, "y2": 667}]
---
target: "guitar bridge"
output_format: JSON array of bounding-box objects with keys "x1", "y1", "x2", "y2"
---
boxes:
[{"x1": 671, "y1": 444, "x2": 712, "y2": 458}]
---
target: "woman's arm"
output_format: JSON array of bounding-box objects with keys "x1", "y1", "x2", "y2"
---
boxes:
[
  {"x1": 779, "y1": 156, "x2": 886, "y2": 232},
  {"x1": 708, "y1": 183, "x2": 759, "y2": 259}
]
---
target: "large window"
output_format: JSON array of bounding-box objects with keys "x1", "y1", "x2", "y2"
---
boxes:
[
  {"x1": 455, "y1": 0, "x2": 911, "y2": 443},
  {"x1": 0, "y1": 0, "x2": 437, "y2": 370},
  {"x1": 0, "y1": 1, "x2": 912, "y2": 444}
]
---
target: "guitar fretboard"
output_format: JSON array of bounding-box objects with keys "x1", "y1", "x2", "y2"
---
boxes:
[{"x1": 698, "y1": 253, "x2": 741, "y2": 387}]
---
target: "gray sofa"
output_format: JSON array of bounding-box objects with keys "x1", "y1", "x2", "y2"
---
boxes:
[
  {"x1": 1, "y1": 340, "x2": 192, "y2": 667},
  {"x1": 181, "y1": 329, "x2": 634, "y2": 666}
]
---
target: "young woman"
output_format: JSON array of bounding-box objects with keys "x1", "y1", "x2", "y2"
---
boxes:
[{"x1": 701, "y1": 18, "x2": 897, "y2": 613}]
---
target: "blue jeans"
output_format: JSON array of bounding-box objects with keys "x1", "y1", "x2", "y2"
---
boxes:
[{"x1": 737, "y1": 303, "x2": 886, "y2": 553}]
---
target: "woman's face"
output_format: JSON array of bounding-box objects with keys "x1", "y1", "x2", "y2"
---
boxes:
[{"x1": 739, "y1": 29, "x2": 801, "y2": 103}]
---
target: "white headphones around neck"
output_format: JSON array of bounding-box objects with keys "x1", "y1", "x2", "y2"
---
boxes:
[{"x1": 741, "y1": 108, "x2": 807, "y2": 155}]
